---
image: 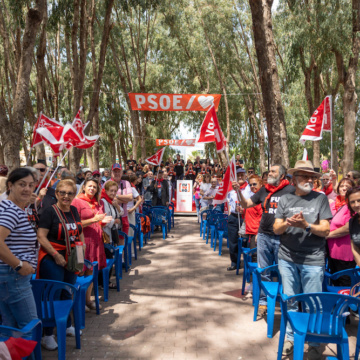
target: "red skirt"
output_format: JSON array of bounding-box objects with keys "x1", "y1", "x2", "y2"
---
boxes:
[{"x1": 83, "y1": 224, "x2": 107, "y2": 270}]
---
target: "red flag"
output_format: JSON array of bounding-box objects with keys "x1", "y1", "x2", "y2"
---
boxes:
[
  {"x1": 35, "y1": 125, "x2": 67, "y2": 155},
  {"x1": 71, "y1": 107, "x2": 85, "y2": 140},
  {"x1": 197, "y1": 105, "x2": 226, "y2": 152},
  {"x1": 213, "y1": 166, "x2": 231, "y2": 205},
  {"x1": 145, "y1": 147, "x2": 165, "y2": 166},
  {"x1": 31, "y1": 113, "x2": 62, "y2": 148},
  {"x1": 300, "y1": 96, "x2": 332, "y2": 144},
  {"x1": 228, "y1": 155, "x2": 237, "y2": 192}
]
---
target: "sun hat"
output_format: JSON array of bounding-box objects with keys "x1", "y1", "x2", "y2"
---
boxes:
[{"x1": 287, "y1": 160, "x2": 321, "y2": 177}]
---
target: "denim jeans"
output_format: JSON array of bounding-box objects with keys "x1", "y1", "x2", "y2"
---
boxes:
[
  {"x1": 0, "y1": 265, "x2": 38, "y2": 333},
  {"x1": 278, "y1": 258, "x2": 324, "y2": 346},
  {"x1": 39, "y1": 258, "x2": 78, "y2": 335},
  {"x1": 228, "y1": 214, "x2": 243, "y2": 266},
  {"x1": 194, "y1": 198, "x2": 201, "y2": 217},
  {"x1": 257, "y1": 232, "x2": 280, "y2": 305}
]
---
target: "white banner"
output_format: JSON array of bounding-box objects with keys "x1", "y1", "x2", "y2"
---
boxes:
[{"x1": 176, "y1": 180, "x2": 193, "y2": 212}]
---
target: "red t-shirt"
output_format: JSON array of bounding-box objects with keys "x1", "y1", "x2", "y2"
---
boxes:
[{"x1": 245, "y1": 204, "x2": 263, "y2": 235}]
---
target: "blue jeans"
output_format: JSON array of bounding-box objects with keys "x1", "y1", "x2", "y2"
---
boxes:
[
  {"x1": 278, "y1": 258, "x2": 324, "y2": 346},
  {"x1": 39, "y1": 258, "x2": 78, "y2": 335},
  {"x1": 195, "y1": 198, "x2": 201, "y2": 217},
  {"x1": 257, "y1": 232, "x2": 280, "y2": 305},
  {"x1": 0, "y1": 266, "x2": 38, "y2": 333}
]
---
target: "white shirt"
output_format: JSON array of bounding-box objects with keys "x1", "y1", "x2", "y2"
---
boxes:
[
  {"x1": 127, "y1": 187, "x2": 140, "y2": 210},
  {"x1": 203, "y1": 186, "x2": 218, "y2": 206},
  {"x1": 227, "y1": 184, "x2": 253, "y2": 214},
  {"x1": 200, "y1": 183, "x2": 211, "y2": 207}
]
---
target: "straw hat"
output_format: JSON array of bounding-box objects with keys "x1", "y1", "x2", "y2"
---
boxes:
[{"x1": 287, "y1": 160, "x2": 321, "y2": 177}]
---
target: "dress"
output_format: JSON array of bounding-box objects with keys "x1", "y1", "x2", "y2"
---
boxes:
[{"x1": 72, "y1": 197, "x2": 106, "y2": 270}]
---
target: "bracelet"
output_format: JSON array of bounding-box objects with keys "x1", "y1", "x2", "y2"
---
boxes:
[{"x1": 51, "y1": 251, "x2": 58, "y2": 257}]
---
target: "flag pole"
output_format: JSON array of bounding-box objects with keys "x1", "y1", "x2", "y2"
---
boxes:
[{"x1": 45, "y1": 148, "x2": 71, "y2": 189}]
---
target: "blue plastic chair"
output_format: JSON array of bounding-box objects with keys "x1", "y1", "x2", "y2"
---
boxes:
[
  {"x1": 213, "y1": 218, "x2": 228, "y2": 255},
  {"x1": 31, "y1": 279, "x2": 81, "y2": 360},
  {"x1": 149, "y1": 208, "x2": 168, "y2": 239},
  {"x1": 101, "y1": 244, "x2": 117, "y2": 302},
  {"x1": 0, "y1": 319, "x2": 42, "y2": 360},
  {"x1": 253, "y1": 265, "x2": 282, "y2": 338},
  {"x1": 200, "y1": 209, "x2": 212, "y2": 239},
  {"x1": 117, "y1": 231, "x2": 129, "y2": 272},
  {"x1": 206, "y1": 213, "x2": 227, "y2": 247},
  {"x1": 324, "y1": 268, "x2": 360, "y2": 293},
  {"x1": 110, "y1": 242, "x2": 125, "y2": 291},
  {"x1": 128, "y1": 224, "x2": 138, "y2": 266},
  {"x1": 236, "y1": 237, "x2": 251, "y2": 275},
  {"x1": 168, "y1": 203, "x2": 175, "y2": 228},
  {"x1": 277, "y1": 292, "x2": 360, "y2": 360},
  {"x1": 241, "y1": 248, "x2": 258, "y2": 295},
  {"x1": 152, "y1": 206, "x2": 171, "y2": 234},
  {"x1": 75, "y1": 260, "x2": 100, "y2": 329}
]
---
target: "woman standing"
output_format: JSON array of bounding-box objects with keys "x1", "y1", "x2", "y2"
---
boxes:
[
  {"x1": 326, "y1": 178, "x2": 355, "y2": 286},
  {"x1": 347, "y1": 188, "x2": 360, "y2": 268},
  {"x1": 0, "y1": 169, "x2": 37, "y2": 343},
  {"x1": 193, "y1": 174, "x2": 203, "y2": 220},
  {"x1": 199, "y1": 174, "x2": 212, "y2": 212},
  {"x1": 128, "y1": 175, "x2": 142, "y2": 237},
  {"x1": 37, "y1": 179, "x2": 85, "y2": 350},
  {"x1": 72, "y1": 178, "x2": 112, "y2": 310}
]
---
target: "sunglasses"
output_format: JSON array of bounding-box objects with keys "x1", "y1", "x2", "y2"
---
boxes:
[
  {"x1": 249, "y1": 183, "x2": 258, "y2": 186},
  {"x1": 57, "y1": 190, "x2": 75, "y2": 197},
  {"x1": 37, "y1": 168, "x2": 46, "y2": 173},
  {"x1": 248, "y1": 171, "x2": 254, "y2": 174}
]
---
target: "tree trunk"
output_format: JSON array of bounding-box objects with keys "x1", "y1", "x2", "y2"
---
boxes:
[
  {"x1": 248, "y1": 0, "x2": 288, "y2": 166},
  {"x1": 0, "y1": 142, "x2": 5, "y2": 165},
  {"x1": 118, "y1": 132, "x2": 127, "y2": 166},
  {"x1": 0, "y1": 0, "x2": 45, "y2": 171},
  {"x1": 36, "y1": 144, "x2": 46, "y2": 162},
  {"x1": 109, "y1": 134, "x2": 116, "y2": 165},
  {"x1": 140, "y1": 111, "x2": 146, "y2": 159},
  {"x1": 92, "y1": 112, "x2": 100, "y2": 170}
]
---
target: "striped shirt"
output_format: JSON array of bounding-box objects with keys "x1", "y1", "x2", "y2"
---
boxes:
[{"x1": 0, "y1": 200, "x2": 38, "y2": 269}]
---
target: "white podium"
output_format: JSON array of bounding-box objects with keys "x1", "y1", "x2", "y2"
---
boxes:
[{"x1": 176, "y1": 180, "x2": 193, "y2": 212}]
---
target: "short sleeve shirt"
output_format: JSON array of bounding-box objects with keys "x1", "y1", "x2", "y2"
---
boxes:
[
  {"x1": 174, "y1": 160, "x2": 185, "y2": 176},
  {"x1": 275, "y1": 191, "x2": 332, "y2": 266},
  {"x1": 349, "y1": 214, "x2": 360, "y2": 247},
  {"x1": 227, "y1": 185, "x2": 253, "y2": 213},
  {"x1": 251, "y1": 184, "x2": 295, "y2": 235}
]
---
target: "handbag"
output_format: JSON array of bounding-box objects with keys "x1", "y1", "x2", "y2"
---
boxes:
[{"x1": 52, "y1": 205, "x2": 84, "y2": 272}]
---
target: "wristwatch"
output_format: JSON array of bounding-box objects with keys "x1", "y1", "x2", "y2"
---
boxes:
[
  {"x1": 305, "y1": 224, "x2": 311, "y2": 233},
  {"x1": 14, "y1": 260, "x2": 23, "y2": 272}
]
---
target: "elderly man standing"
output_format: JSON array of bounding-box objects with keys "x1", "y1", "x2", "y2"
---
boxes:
[
  {"x1": 237, "y1": 164, "x2": 294, "y2": 313},
  {"x1": 107, "y1": 163, "x2": 133, "y2": 235},
  {"x1": 273, "y1": 160, "x2": 332, "y2": 360},
  {"x1": 228, "y1": 168, "x2": 253, "y2": 271}
]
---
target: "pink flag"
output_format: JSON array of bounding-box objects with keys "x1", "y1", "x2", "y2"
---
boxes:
[
  {"x1": 145, "y1": 147, "x2": 165, "y2": 166},
  {"x1": 300, "y1": 96, "x2": 332, "y2": 144},
  {"x1": 31, "y1": 113, "x2": 62, "y2": 148},
  {"x1": 213, "y1": 166, "x2": 231, "y2": 205}
]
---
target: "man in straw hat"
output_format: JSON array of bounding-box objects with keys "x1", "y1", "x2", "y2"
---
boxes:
[{"x1": 273, "y1": 160, "x2": 332, "y2": 359}]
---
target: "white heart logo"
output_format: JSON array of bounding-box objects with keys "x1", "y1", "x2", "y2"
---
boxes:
[
  {"x1": 198, "y1": 96, "x2": 214, "y2": 109},
  {"x1": 186, "y1": 139, "x2": 194, "y2": 145}
]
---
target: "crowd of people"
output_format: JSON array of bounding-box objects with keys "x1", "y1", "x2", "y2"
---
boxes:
[{"x1": 1, "y1": 153, "x2": 360, "y2": 360}]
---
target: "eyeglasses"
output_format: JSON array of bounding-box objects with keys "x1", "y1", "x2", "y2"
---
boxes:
[
  {"x1": 58, "y1": 190, "x2": 75, "y2": 197},
  {"x1": 295, "y1": 174, "x2": 318, "y2": 180},
  {"x1": 37, "y1": 168, "x2": 46, "y2": 173},
  {"x1": 321, "y1": 178, "x2": 330, "y2": 181},
  {"x1": 248, "y1": 171, "x2": 254, "y2": 174},
  {"x1": 249, "y1": 183, "x2": 258, "y2": 186}
]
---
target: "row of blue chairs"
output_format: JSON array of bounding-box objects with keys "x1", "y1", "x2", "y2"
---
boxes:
[{"x1": 0, "y1": 210, "x2": 174, "y2": 360}]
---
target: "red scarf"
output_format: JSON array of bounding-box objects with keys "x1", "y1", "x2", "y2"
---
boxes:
[
  {"x1": 100, "y1": 188, "x2": 113, "y2": 205},
  {"x1": 239, "y1": 182, "x2": 248, "y2": 190},
  {"x1": 143, "y1": 173, "x2": 148, "y2": 178},
  {"x1": 335, "y1": 195, "x2": 346, "y2": 212},
  {"x1": 131, "y1": 183, "x2": 136, "y2": 188},
  {"x1": 36, "y1": 180, "x2": 48, "y2": 191},
  {"x1": 77, "y1": 193, "x2": 99, "y2": 209},
  {"x1": 157, "y1": 178, "x2": 163, "y2": 183},
  {"x1": 263, "y1": 179, "x2": 289, "y2": 213},
  {"x1": 323, "y1": 183, "x2": 333, "y2": 196}
]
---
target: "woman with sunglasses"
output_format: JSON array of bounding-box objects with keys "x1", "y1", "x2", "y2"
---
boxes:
[
  {"x1": 37, "y1": 179, "x2": 85, "y2": 350},
  {"x1": 326, "y1": 178, "x2": 355, "y2": 286},
  {"x1": 72, "y1": 177, "x2": 112, "y2": 310}
]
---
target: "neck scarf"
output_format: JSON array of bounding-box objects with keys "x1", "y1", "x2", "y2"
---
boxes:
[
  {"x1": 239, "y1": 182, "x2": 248, "y2": 190},
  {"x1": 323, "y1": 182, "x2": 333, "y2": 196},
  {"x1": 130, "y1": 183, "x2": 136, "y2": 188},
  {"x1": 100, "y1": 188, "x2": 113, "y2": 205},
  {"x1": 77, "y1": 192, "x2": 98, "y2": 209},
  {"x1": 157, "y1": 178, "x2": 163, "y2": 183},
  {"x1": 263, "y1": 179, "x2": 290, "y2": 213},
  {"x1": 335, "y1": 195, "x2": 346, "y2": 212}
]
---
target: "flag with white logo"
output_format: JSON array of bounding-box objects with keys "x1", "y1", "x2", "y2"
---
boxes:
[
  {"x1": 145, "y1": 147, "x2": 166, "y2": 166},
  {"x1": 213, "y1": 166, "x2": 231, "y2": 205}
]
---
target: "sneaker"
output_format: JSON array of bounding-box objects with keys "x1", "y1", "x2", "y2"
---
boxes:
[
  {"x1": 245, "y1": 283, "x2": 253, "y2": 293},
  {"x1": 172, "y1": 198, "x2": 175, "y2": 201},
  {"x1": 41, "y1": 335, "x2": 58, "y2": 351},
  {"x1": 85, "y1": 305, "x2": 90, "y2": 313},
  {"x1": 282, "y1": 340, "x2": 294, "y2": 356},
  {"x1": 307, "y1": 346, "x2": 321, "y2": 360},
  {"x1": 66, "y1": 326, "x2": 82, "y2": 337},
  {"x1": 258, "y1": 305, "x2": 267, "y2": 317}
]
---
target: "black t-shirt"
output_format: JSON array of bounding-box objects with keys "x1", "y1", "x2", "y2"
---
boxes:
[
  {"x1": 126, "y1": 159, "x2": 137, "y2": 171},
  {"x1": 349, "y1": 214, "x2": 360, "y2": 247},
  {"x1": 174, "y1": 159, "x2": 185, "y2": 175},
  {"x1": 37, "y1": 187, "x2": 57, "y2": 217},
  {"x1": 250, "y1": 184, "x2": 295, "y2": 235},
  {"x1": 39, "y1": 205, "x2": 83, "y2": 262}
]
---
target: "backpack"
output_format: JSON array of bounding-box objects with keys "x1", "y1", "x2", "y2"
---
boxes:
[{"x1": 141, "y1": 216, "x2": 151, "y2": 234}]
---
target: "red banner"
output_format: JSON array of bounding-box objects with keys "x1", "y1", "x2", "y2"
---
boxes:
[
  {"x1": 213, "y1": 166, "x2": 231, "y2": 205},
  {"x1": 156, "y1": 139, "x2": 196, "y2": 147},
  {"x1": 145, "y1": 147, "x2": 165, "y2": 166},
  {"x1": 300, "y1": 95, "x2": 332, "y2": 144},
  {"x1": 129, "y1": 93, "x2": 221, "y2": 111}
]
